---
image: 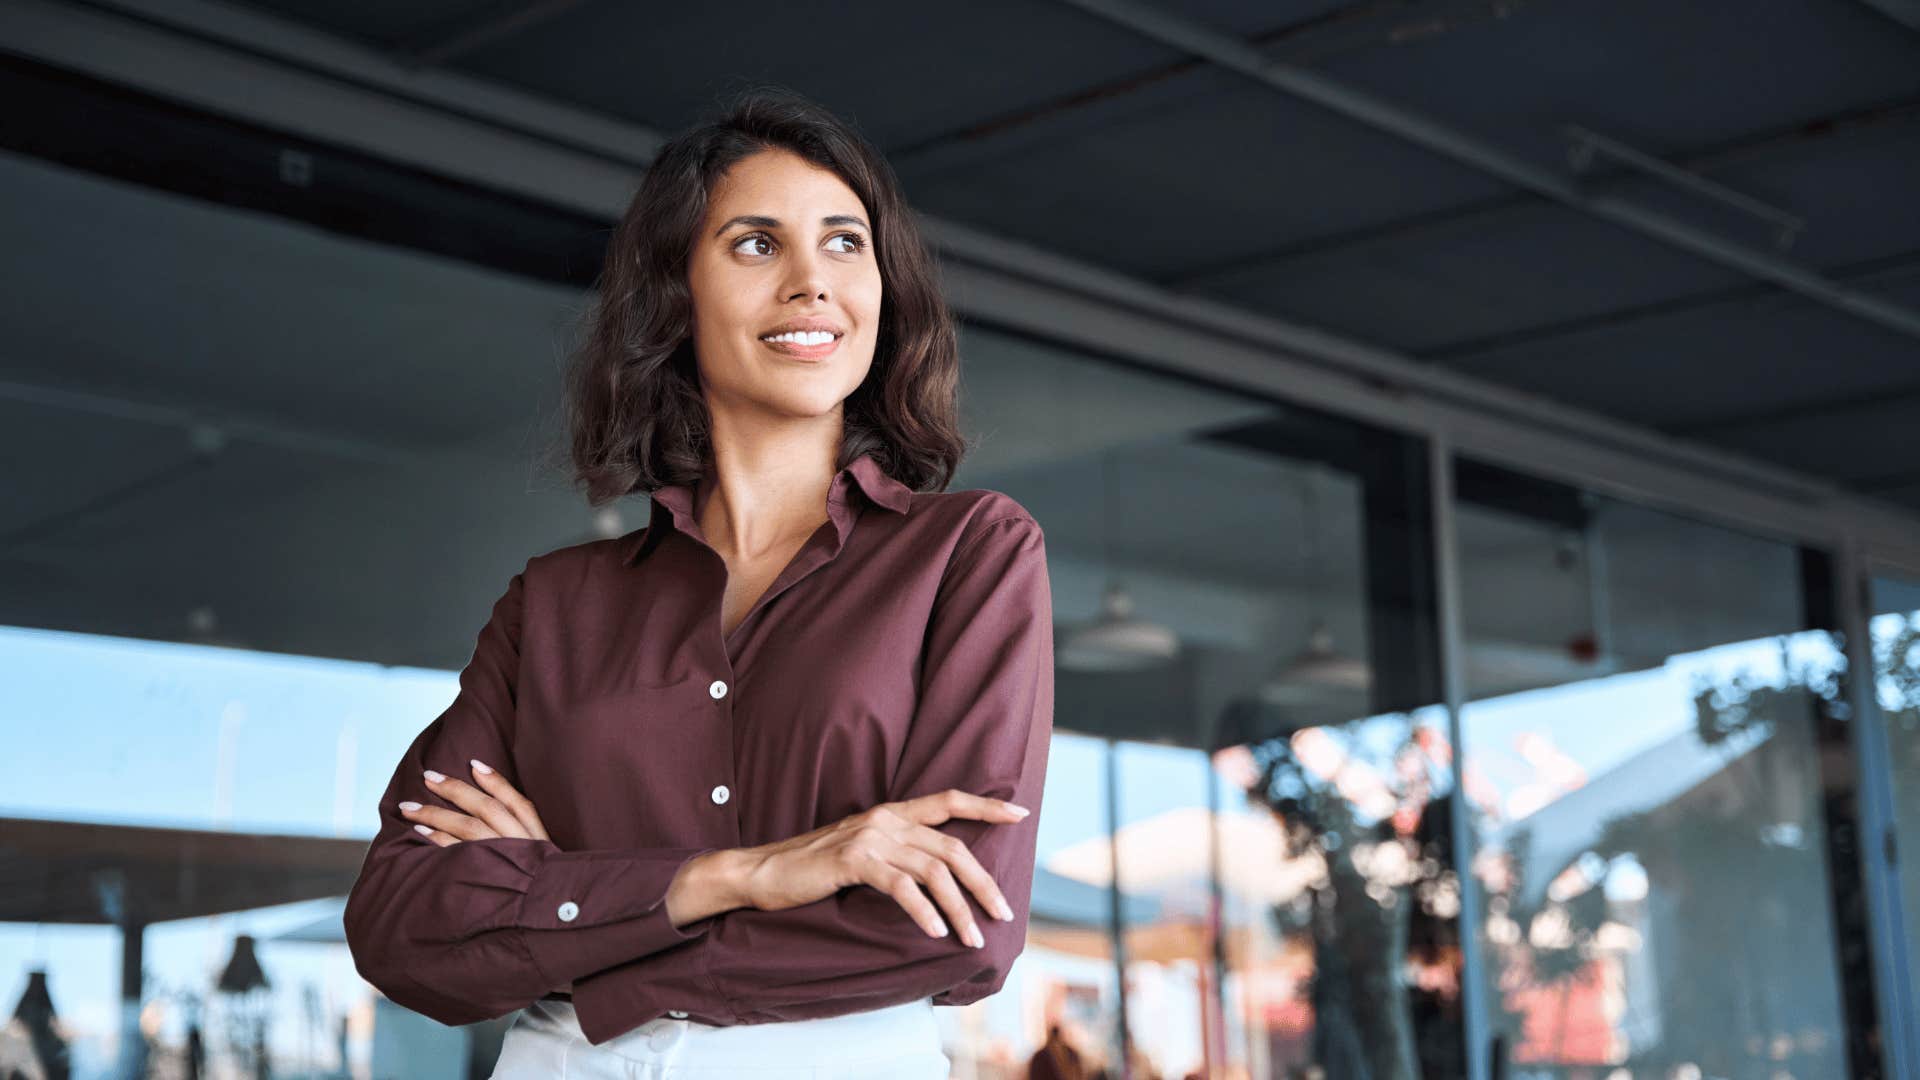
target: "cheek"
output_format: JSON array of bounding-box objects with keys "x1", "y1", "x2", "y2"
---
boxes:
[
  {"x1": 687, "y1": 265, "x2": 750, "y2": 338},
  {"x1": 851, "y1": 271, "x2": 885, "y2": 331}
]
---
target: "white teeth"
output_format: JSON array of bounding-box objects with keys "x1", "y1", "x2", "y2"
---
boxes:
[{"x1": 760, "y1": 330, "x2": 838, "y2": 346}]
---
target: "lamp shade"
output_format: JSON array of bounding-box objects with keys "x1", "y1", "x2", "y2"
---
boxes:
[
  {"x1": 1058, "y1": 581, "x2": 1180, "y2": 672},
  {"x1": 1258, "y1": 620, "x2": 1371, "y2": 704},
  {"x1": 216, "y1": 934, "x2": 271, "y2": 995}
]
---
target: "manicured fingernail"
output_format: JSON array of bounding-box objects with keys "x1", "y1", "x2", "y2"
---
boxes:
[
  {"x1": 968, "y1": 925, "x2": 984, "y2": 948},
  {"x1": 1006, "y1": 804, "x2": 1030, "y2": 817},
  {"x1": 996, "y1": 899, "x2": 1014, "y2": 921},
  {"x1": 423, "y1": 770, "x2": 446, "y2": 783},
  {"x1": 398, "y1": 801, "x2": 422, "y2": 812},
  {"x1": 470, "y1": 758, "x2": 494, "y2": 775},
  {"x1": 413, "y1": 824, "x2": 433, "y2": 836},
  {"x1": 930, "y1": 922, "x2": 948, "y2": 937}
]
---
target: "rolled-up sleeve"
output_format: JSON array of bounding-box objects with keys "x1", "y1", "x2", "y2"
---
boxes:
[
  {"x1": 343, "y1": 567, "x2": 722, "y2": 1027},
  {"x1": 571, "y1": 513, "x2": 1054, "y2": 1036}
]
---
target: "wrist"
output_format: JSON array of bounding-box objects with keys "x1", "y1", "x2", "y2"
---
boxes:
[{"x1": 693, "y1": 847, "x2": 761, "y2": 913}]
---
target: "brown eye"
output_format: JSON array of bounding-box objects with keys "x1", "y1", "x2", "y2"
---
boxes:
[
  {"x1": 828, "y1": 232, "x2": 868, "y2": 254},
  {"x1": 732, "y1": 234, "x2": 774, "y2": 257}
]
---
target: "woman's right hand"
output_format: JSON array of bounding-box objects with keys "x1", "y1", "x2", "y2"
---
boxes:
[{"x1": 733, "y1": 789, "x2": 1030, "y2": 949}]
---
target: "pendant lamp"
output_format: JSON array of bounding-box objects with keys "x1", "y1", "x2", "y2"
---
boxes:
[
  {"x1": 1058, "y1": 449, "x2": 1179, "y2": 672},
  {"x1": 1259, "y1": 465, "x2": 1370, "y2": 704}
]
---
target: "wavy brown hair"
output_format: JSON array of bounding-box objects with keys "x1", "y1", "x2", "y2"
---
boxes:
[{"x1": 562, "y1": 86, "x2": 966, "y2": 508}]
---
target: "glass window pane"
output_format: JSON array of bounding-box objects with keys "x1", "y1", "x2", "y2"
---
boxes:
[
  {"x1": 1455, "y1": 460, "x2": 1851, "y2": 1077},
  {"x1": 1004, "y1": 401, "x2": 1460, "y2": 1080}
]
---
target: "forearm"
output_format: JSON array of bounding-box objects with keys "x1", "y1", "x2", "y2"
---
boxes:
[
  {"x1": 346, "y1": 835, "x2": 726, "y2": 1023},
  {"x1": 544, "y1": 848, "x2": 751, "y2": 996},
  {"x1": 569, "y1": 805, "x2": 1043, "y2": 1031},
  {"x1": 665, "y1": 847, "x2": 756, "y2": 928}
]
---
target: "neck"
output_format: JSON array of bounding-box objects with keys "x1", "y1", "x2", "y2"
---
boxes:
[{"x1": 695, "y1": 424, "x2": 844, "y2": 561}]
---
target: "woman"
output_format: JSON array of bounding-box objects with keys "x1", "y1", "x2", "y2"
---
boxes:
[{"x1": 342, "y1": 87, "x2": 1055, "y2": 1080}]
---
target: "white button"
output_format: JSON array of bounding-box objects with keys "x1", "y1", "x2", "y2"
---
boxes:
[
  {"x1": 667, "y1": 1009, "x2": 688, "y2": 1019},
  {"x1": 709, "y1": 679, "x2": 728, "y2": 699},
  {"x1": 710, "y1": 784, "x2": 730, "y2": 805},
  {"x1": 557, "y1": 901, "x2": 579, "y2": 922}
]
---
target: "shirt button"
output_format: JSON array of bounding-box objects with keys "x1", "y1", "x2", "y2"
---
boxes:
[
  {"x1": 709, "y1": 679, "x2": 728, "y2": 699},
  {"x1": 557, "y1": 901, "x2": 579, "y2": 922},
  {"x1": 667, "y1": 1009, "x2": 688, "y2": 1019},
  {"x1": 710, "y1": 785, "x2": 730, "y2": 805}
]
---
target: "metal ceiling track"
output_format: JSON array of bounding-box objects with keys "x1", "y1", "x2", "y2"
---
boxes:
[{"x1": 1054, "y1": 0, "x2": 1920, "y2": 344}]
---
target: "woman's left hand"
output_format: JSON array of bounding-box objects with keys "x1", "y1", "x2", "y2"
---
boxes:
[{"x1": 399, "y1": 758, "x2": 550, "y2": 846}]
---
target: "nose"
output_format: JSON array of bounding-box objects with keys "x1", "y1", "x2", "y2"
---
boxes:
[{"x1": 781, "y1": 248, "x2": 829, "y2": 303}]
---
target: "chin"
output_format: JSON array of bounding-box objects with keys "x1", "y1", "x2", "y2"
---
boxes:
[{"x1": 762, "y1": 390, "x2": 855, "y2": 419}]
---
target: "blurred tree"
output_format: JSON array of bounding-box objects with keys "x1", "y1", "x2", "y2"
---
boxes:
[{"x1": 1219, "y1": 700, "x2": 1458, "y2": 1080}]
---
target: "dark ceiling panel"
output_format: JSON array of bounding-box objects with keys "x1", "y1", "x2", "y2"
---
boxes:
[
  {"x1": 233, "y1": 0, "x2": 504, "y2": 52},
  {"x1": 1184, "y1": 200, "x2": 1753, "y2": 352},
  {"x1": 1428, "y1": 275, "x2": 1920, "y2": 432},
  {"x1": 437, "y1": 1, "x2": 1204, "y2": 146},
  {"x1": 1306, "y1": 0, "x2": 1920, "y2": 179},
  {"x1": 904, "y1": 79, "x2": 1512, "y2": 278},
  {"x1": 1697, "y1": 116, "x2": 1920, "y2": 269},
  {"x1": 1703, "y1": 389, "x2": 1920, "y2": 491}
]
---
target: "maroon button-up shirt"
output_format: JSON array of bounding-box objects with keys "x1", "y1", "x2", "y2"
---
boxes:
[{"x1": 342, "y1": 450, "x2": 1054, "y2": 1045}]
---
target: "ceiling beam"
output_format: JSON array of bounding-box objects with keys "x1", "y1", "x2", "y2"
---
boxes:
[
  {"x1": 1052, "y1": 0, "x2": 1920, "y2": 347},
  {"x1": 1159, "y1": 95, "x2": 1920, "y2": 293},
  {"x1": 890, "y1": 0, "x2": 1535, "y2": 181}
]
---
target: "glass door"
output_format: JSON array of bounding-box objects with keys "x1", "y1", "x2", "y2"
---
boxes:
[{"x1": 1449, "y1": 458, "x2": 1866, "y2": 1078}]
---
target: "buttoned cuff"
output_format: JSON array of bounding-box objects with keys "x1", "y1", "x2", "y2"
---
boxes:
[{"x1": 516, "y1": 846, "x2": 722, "y2": 992}]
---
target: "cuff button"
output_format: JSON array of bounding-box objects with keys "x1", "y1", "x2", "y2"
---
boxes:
[
  {"x1": 557, "y1": 901, "x2": 580, "y2": 922},
  {"x1": 667, "y1": 1009, "x2": 688, "y2": 1019}
]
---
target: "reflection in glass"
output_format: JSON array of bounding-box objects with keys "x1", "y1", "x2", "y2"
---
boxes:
[
  {"x1": 1024, "y1": 417, "x2": 1458, "y2": 1079},
  {"x1": 1870, "y1": 577, "x2": 1920, "y2": 1005},
  {"x1": 1455, "y1": 464, "x2": 1851, "y2": 1077},
  {"x1": 1212, "y1": 704, "x2": 1461, "y2": 1080}
]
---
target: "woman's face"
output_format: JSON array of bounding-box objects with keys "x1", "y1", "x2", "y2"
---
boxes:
[{"x1": 686, "y1": 148, "x2": 883, "y2": 425}]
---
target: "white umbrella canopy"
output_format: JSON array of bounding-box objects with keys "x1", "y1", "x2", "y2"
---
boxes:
[{"x1": 1043, "y1": 806, "x2": 1326, "y2": 906}]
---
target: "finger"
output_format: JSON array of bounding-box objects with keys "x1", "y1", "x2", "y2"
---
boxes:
[
  {"x1": 467, "y1": 759, "x2": 550, "y2": 841},
  {"x1": 865, "y1": 862, "x2": 950, "y2": 941},
  {"x1": 422, "y1": 769, "x2": 528, "y2": 840},
  {"x1": 899, "y1": 789, "x2": 1030, "y2": 828},
  {"x1": 910, "y1": 824, "x2": 1015, "y2": 924},
  {"x1": 411, "y1": 822, "x2": 459, "y2": 847},
  {"x1": 400, "y1": 801, "x2": 498, "y2": 842},
  {"x1": 898, "y1": 845, "x2": 984, "y2": 950}
]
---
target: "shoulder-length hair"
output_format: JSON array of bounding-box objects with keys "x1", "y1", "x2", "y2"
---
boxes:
[{"x1": 562, "y1": 86, "x2": 966, "y2": 507}]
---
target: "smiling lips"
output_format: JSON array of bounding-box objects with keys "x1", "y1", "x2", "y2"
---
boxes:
[{"x1": 758, "y1": 329, "x2": 843, "y2": 360}]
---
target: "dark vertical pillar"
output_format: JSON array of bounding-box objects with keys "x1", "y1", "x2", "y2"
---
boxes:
[
  {"x1": 1105, "y1": 736, "x2": 1131, "y2": 1080},
  {"x1": 1205, "y1": 759, "x2": 1228, "y2": 1076},
  {"x1": 1801, "y1": 546, "x2": 1885, "y2": 1080},
  {"x1": 118, "y1": 917, "x2": 147, "y2": 1079}
]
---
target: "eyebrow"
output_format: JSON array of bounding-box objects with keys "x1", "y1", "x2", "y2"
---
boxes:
[{"x1": 711, "y1": 214, "x2": 871, "y2": 238}]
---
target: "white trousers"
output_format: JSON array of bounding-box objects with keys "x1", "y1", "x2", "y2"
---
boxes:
[{"x1": 488, "y1": 995, "x2": 951, "y2": 1079}]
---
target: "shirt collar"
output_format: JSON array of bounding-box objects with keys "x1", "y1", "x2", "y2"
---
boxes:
[{"x1": 626, "y1": 450, "x2": 912, "y2": 565}]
